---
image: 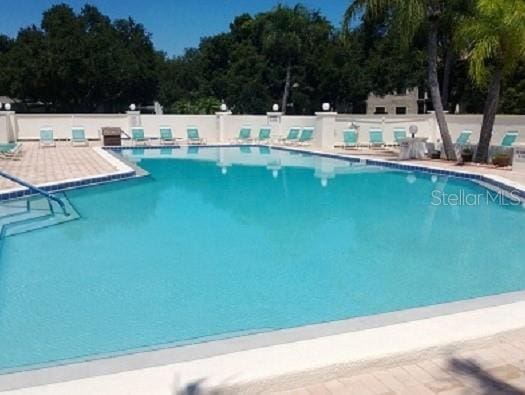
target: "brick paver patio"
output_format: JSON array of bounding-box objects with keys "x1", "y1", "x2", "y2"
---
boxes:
[
  {"x1": 248, "y1": 328, "x2": 525, "y2": 394},
  {"x1": 0, "y1": 141, "x2": 117, "y2": 190}
]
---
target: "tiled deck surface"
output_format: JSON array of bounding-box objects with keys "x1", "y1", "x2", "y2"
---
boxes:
[
  {"x1": 0, "y1": 141, "x2": 117, "y2": 190},
  {"x1": 236, "y1": 328, "x2": 525, "y2": 395},
  {"x1": 1, "y1": 143, "x2": 524, "y2": 192},
  {"x1": 333, "y1": 147, "x2": 525, "y2": 186}
]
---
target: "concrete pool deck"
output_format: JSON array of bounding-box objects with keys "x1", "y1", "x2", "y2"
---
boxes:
[{"x1": 1, "y1": 143, "x2": 525, "y2": 394}]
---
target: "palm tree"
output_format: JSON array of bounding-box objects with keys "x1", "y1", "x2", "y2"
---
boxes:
[
  {"x1": 345, "y1": 0, "x2": 457, "y2": 160},
  {"x1": 456, "y1": 0, "x2": 525, "y2": 163}
]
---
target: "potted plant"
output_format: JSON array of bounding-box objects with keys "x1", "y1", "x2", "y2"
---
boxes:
[
  {"x1": 461, "y1": 148, "x2": 473, "y2": 162},
  {"x1": 492, "y1": 153, "x2": 512, "y2": 167}
]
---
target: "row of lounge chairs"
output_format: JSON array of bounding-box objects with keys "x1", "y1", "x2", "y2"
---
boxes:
[
  {"x1": 129, "y1": 125, "x2": 315, "y2": 146},
  {"x1": 26, "y1": 126, "x2": 523, "y2": 150},
  {"x1": 339, "y1": 128, "x2": 519, "y2": 150},
  {"x1": 29, "y1": 125, "x2": 314, "y2": 147},
  {"x1": 38, "y1": 127, "x2": 89, "y2": 147},
  {"x1": 454, "y1": 129, "x2": 518, "y2": 147}
]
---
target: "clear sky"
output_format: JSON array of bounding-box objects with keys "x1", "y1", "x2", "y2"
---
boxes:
[{"x1": 0, "y1": 1, "x2": 349, "y2": 56}]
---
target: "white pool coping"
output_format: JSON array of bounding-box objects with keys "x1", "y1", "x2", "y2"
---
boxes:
[{"x1": 1, "y1": 145, "x2": 525, "y2": 394}]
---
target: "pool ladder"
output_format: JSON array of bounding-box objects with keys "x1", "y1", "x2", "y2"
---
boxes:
[{"x1": 0, "y1": 170, "x2": 69, "y2": 216}]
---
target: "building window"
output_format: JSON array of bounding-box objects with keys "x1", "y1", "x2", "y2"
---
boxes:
[
  {"x1": 374, "y1": 107, "x2": 387, "y2": 114},
  {"x1": 396, "y1": 107, "x2": 407, "y2": 115}
]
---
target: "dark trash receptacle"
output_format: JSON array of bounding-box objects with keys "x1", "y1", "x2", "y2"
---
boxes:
[{"x1": 102, "y1": 127, "x2": 123, "y2": 146}]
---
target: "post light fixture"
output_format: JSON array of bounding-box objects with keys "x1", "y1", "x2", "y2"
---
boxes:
[
  {"x1": 409, "y1": 125, "x2": 418, "y2": 138},
  {"x1": 272, "y1": 103, "x2": 279, "y2": 112},
  {"x1": 322, "y1": 102, "x2": 330, "y2": 111},
  {"x1": 129, "y1": 103, "x2": 136, "y2": 111}
]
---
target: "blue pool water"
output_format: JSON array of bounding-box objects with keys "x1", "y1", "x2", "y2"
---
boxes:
[{"x1": 0, "y1": 147, "x2": 524, "y2": 372}]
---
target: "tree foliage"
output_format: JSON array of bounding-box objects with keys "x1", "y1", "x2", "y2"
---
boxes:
[
  {"x1": 455, "y1": 0, "x2": 525, "y2": 162},
  {"x1": 456, "y1": 0, "x2": 525, "y2": 87},
  {"x1": 157, "y1": 4, "x2": 427, "y2": 114},
  {"x1": 0, "y1": 2, "x2": 524, "y2": 116},
  {"x1": 0, "y1": 4, "x2": 160, "y2": 112}
]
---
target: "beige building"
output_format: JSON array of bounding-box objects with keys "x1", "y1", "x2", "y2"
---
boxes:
[{"x1": 366, "y1": 88, "x2": 422, "y2": 115}]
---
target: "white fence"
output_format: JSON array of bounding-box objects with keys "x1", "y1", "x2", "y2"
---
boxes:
[{"x1": 0, "y1": 111, "x2": 524, "y2": 149}]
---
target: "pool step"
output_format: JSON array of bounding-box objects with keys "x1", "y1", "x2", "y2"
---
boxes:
[{"x1": 0, "y1": 194, "x2": 80, "y2": 239}]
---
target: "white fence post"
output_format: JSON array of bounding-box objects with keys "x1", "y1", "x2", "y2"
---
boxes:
[
  {"x1": 215, "y1": 110, "x2": 232, "y2": 143},
  {"x1": 126, "y1": 110, "x2": 141, "y2": 130},
  {"x1": 0, "y1": 109, "x2": 16, "y2": 143},
  {"x1": 266, "y1": 111, "x2": 282, "y2": 138},
  {"x1": 315, "y1": 111, "x2": 337, "y2": 150}
]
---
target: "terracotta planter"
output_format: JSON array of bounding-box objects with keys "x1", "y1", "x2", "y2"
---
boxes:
[{"x1": 493, "y1": 154, "x2": 511, "y2": 167}]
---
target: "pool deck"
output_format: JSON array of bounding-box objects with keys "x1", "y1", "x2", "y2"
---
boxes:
[
  {"x1": 1, "y1": 142, "x2": 524, "y2": 194},
  {"x1": 0, "y1": 141, "x2": 119, "y2": 190},
  {"x1": 332, "y1": 146, "x2": 525, "y2": 187},
  {"x1": 1, "y1": 142, "x2": 525, "y2": 394},
  {"x1": 264, "y1": 327, "x2": 525, "y2": 395}
]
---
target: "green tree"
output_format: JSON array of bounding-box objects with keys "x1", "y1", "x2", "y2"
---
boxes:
[
  {"x1": 438, "y1": 0, "x2": 475, "y2": 110},
  {"x1": 345, "y1": 0, "x2": 458, "y2": 160},
  {"x1": 0, "y1": 4, "x2": 160, "y2": 112},
  {"x1": 0, "y1": 34, "x2": 13, "y2": 54},
  {"x1": 456, "y1": 0, "x2": 525, "y2": 163},
  {"x1": 260, "y1": 5, "x2": 334, "y2": 114},
  {"x1": 170, "y1": 97, "x2": 220, "y2": 114},
  {"x1": 158, "y1": 5, "x2": 345, "y2": 115},
  {"x1": 347, "y1": 8, "x2": 426, "y2": 97},
  {"x1": 0, "y1": 27, "x2": 47, "y2": 108},
  {"x1": 499, "y1": 61, "x2": 525, "y2": 114}
]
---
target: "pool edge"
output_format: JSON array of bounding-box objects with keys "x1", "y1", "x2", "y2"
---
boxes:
[{"x1": 2, "y1": 289, "x2": 525, "y2": 392}]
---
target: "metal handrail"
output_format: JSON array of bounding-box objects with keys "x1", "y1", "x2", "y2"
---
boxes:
[{"x1": 0, "y1": 171, "x2": 69, "y2": 216}]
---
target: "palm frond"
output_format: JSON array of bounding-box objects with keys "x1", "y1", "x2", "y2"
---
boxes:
[
  {"x1": 343, "y1": 0, "x2": 424, "y2": 45},
  {"x1": 456, "y1": 0, "x2": 525, "y2": 87}
]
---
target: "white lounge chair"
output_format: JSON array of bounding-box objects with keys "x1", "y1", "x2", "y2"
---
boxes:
[
  {"x1": 71, "y1": 127, "x2": 88, "y2": 146},
  {"x1": 39, "y1": 127, "x2": 56, "y2": 147},
  {"x1": 159, "y1": 126, "x2": 176, "y2": 145}
]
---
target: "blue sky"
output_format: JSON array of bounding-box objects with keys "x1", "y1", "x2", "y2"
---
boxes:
[{"x1": 0, "y1": 1, "x2": 349, "y2": 56}]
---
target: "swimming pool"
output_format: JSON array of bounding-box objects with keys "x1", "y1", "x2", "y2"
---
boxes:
[{"x1": 0, "y1": 146, "x2": 524, "y2": 373}]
